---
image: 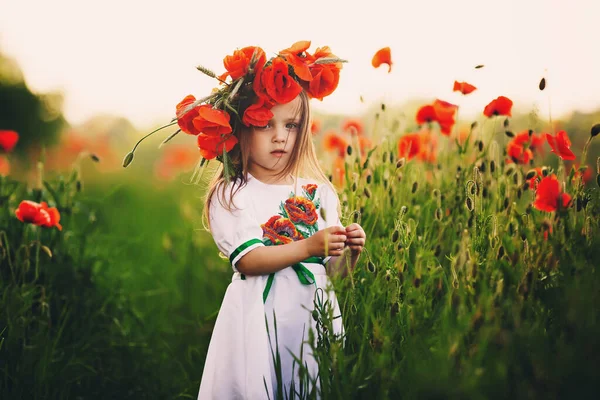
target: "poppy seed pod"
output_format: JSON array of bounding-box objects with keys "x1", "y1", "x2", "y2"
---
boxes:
[
  {"x1": 122, "y1": 151, "x2": 134, "y2": 168},
  {"x1": 591, "y1": 123, "x2": 600, "y2": 138},
  {"x1": 412, "y1": 182, "x2": 418, "y2": 193}
]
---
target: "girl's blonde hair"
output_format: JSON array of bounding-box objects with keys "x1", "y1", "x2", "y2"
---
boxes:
[{"x1": 202, "y1": 90, "x2": 338, "y2": 230}]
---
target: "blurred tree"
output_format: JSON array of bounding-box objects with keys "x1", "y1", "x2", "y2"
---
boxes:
[{"x1": 0, "y1": 50, "x2": 67, "y2": 167}]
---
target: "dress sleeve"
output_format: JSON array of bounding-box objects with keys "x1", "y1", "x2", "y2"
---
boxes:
[
  {"x1": 319, "y1": 182, "x2": 344, "y2": 265},
  {"x1": 208, "y1": 187, "x2": 264, "y2": 272}
]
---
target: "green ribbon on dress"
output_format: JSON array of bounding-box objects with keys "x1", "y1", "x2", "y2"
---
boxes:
[{"x1": 240, "y1": 256, "x2": 324, "y2": 303}]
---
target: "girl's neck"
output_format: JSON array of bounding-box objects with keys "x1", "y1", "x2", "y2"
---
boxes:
[{"x1": 248, "y1": 168, "x2": 295, "y2": 186}]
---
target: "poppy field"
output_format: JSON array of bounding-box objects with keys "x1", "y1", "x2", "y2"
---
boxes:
[{"x1": 1, "y1": 49, "x2": 600, "y2": 399}]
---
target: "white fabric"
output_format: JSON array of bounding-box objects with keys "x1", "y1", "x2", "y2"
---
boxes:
[{"x1": 198, "y1": 173, "x2": 344, "y2": 400}]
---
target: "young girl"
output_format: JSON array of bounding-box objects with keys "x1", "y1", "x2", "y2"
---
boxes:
[
  {"x1": 197, "y1": 88, "x2": 366, "y2": 399},
  {"x1": 121, "y1": 41, "x2": 366, "y2": 399}
]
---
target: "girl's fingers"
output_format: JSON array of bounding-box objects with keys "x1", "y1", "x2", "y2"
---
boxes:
[{"x1": 345, "y1": 238, "x2": 365, "y2": 245}]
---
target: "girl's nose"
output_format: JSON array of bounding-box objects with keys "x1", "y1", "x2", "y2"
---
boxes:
[{"x1": 272, "y1": 126, "x2": 287, "y2": 143}]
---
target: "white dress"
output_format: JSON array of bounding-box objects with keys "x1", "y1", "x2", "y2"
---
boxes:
[{"x1": 197, "y1": 173, "x2": 344, "y2": 400}]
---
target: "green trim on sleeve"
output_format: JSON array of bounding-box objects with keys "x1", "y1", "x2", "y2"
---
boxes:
[{"x1": 229, "y1": 238, "x2": 263, "y2": 264}]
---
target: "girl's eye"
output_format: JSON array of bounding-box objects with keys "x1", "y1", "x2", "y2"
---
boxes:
[
  {"x1": 257, "y1": 123, "x2": 271, "y2": 130},
  {"x1": 286, "y1": 123, "x2": 299, "y2": 130}
]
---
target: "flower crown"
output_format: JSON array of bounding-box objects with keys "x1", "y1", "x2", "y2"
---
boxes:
[{"x1": 123, "y1": 41, "x2": 346, "y2": 181}]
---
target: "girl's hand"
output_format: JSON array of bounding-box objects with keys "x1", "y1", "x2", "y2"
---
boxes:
[
  {"x1": 345, "y1": 223, "x2": 366, "y2": 256},
  {"x1": 307, "y1": 226, "x2": 347, "y2": 257}
]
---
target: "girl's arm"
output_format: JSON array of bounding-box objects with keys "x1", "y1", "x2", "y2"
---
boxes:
[{"x1": 236, "y1": 226, "x2": 348, "y2": 276}]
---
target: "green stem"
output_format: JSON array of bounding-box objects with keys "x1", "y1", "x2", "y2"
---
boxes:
[{"x1": 129, "y1": 121, "x2": 178, "y2": 154}]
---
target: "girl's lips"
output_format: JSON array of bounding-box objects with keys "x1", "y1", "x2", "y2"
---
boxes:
[{"x1": 271, "y1": 150, "x2": 286, "y2": 158}]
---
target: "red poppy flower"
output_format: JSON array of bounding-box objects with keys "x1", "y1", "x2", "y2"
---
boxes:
[
  {"x1": 532, "y1": 174, "x2": 572, "y2": 212},
  {"x1": 0, "y1": 130, "x2": 19, "y2": 152},
  {"x1": 333, "y1": 156, "x2": 345, "y2": 187},
  {"x1": 506, "y1": 135, "x2": 534, "y2": 165},
  {"x1": 529, "y1": 132, "x2": 546, "y2": 154},
  {"x1": 191, "y1": 105, "x2": 232, "y2": 136},
  {"x1": 310, "y1": 119, "x2": 321, "y2": 135},
  {"x1": 262, "y1": 215, "x2": 304, "y2": 245},
  {"x1": 323, "y1": 131, "x2": 348, "y2": 158},
  {"x1": 526, "y1": 167, "x2": 544, "y2": 191},
  {"x1": 219, "y1": 46, "x2": 266, "y2": 81},
  {"x1": 417, "y1": 131, "x2": 438, "y2": 163},
  {"x1": 304, "y1": 48, "x2": 341, "y2": 101},
  {"x1": 284, "y1": 196, "x2": 318, "y2": 226},
  {"x1": 197, "y1": 133, "x2": 238, "y2": 160},
  {"x1": 545, "y1": 130, "x2": 575, "y2": 160},
  {"x1": 175, "y1": 95, "x2": 202, "y2": 135},
  {"x1": 279, "y1": 41, "x2": 314, "y2": 82},
  {"x1": 358, "y1": 135, "x2": 373, "y2": 155},
  {"x1": 372, "y1": 47, "x2": 392, "y2": 73},
  {"x1": 453, "y1": 81, "x2": 477, "y2": 95},
  {"x1": 569, "y1": 163, "x2": 593, "y2": 185},
  {"x1": 398, "y1": 133, "x2": 423, "y2": 160},
  {"x1": 416, "y1": 100, "x2": 457, "y2": 135},
  {"x1": 341, "y1": 118, "x2": 364, "y2": 136},
  {"x1": 483, "y1": 96, "x2": 513, "y2": 117},
  {"x1": 256, "y1": 57, "x2": 303, "y2": 104},
  {"x1": 242, "y1": 97, "x2": 274, "y2": 127},
  {"x1": 0, "y1": 156, "x2": 10, "y2": 176},
  {"x1": 154, "y1": 145, "x2": 198, "y2": 181},
  {"x1": 15, "y1": 200, "x2": 62, "y2": 230}
]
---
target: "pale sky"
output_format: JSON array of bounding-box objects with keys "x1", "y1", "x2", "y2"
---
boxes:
[{"x1": 1, "y1": 0, "x2": 598, "y2": 128}]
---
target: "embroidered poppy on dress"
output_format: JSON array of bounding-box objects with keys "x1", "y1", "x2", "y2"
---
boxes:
[
  {"x1": 261, "y1": 216, "x2": 304, "y2": 245},
  {"x1": 0, "y1": 130, "x2": 19, "y2": 152},
  {"x1": 453, "y1": 81, "x2": 477, "y2": 95},
  {"x1": 372, "y1": 47, "x2": 392, "y2": 72},
  {"x1": 483, "y1": 96, "x2": 513, "y2": 117},
  {"x1": 284, "y1": 197, "x2": 318, "y2": 226},
  {"x1": 532, "y1": 174, "x2": 572, "y2": 212},
  {"x1": 302, "y1": 184, "x2": 317, "y2": 200},
  {"x1": 545, "y1": 130, "x2": 575, "y2": 160}
]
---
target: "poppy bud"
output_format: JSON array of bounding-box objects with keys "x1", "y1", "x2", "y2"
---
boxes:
[
  {"x1": 490, "y1": 161, "x2": 496, "y2": 173},
  {"x1": 352, "y1": 182, "x2": 357, "y2": 192},
  {"x1": 382, "y1": 151, "x2": 388, "y2": 163},
  {"x1": 525, "y1": 170, "x2": 537, "y2": 180},
  {"x1": 412, "y1": 182, "x2": 418, "y2": 193},
  {"x1": 505, "y1": 130, "x2": 515, "y2": 138},
  {"x1": 482, "y1": 187, "x2": 488, "y2": 198},
  {"x1": 523, "y1": 181, "x2": 530, "y2": 191},
  {"x1": 465, "y1": 197, "x2": 474, "y2": 212},
  {"x1": 90, "y1": 154, "x2": 100, "y2": 162},
  {"x1": 364, "y1": 187, "x2": 371, "y2": 198},
  {"x1": 480, "y1": 161, "x2": 486, "y2": 173},
  {"x1": 389, "y1": 152, "x2": 394, "y2": 164},
  {"x1": 413, "y1": 277, "x2": 421, "y2": 288},
  {"x1": 541, "y1": 167, "x2": 549, "y2": 176},
  {"x1": 367, "y1": 261, "x2": 376, "y2": 273},
  {"x1": 366, "y1": 174, "x2": 372, "y2": 184},
  {"x1": 396, "y1": 158, "x2": 406, "y2": 169},
  {"x1": 383, "y1": 178, "x2": 389, "y2": 189},
  {"x1": 396, "y1": 172, "x2": 403, "y2": 182},
  {"x1": 347, "y1": 145, "x2": 353, "y2": 156},
  {"x1": 517, "y1": 188, "x2": 522, "y2": 199},
  {"x1": 392, "y1": 230, "x2": 399, "y2": 243},
  {"x1": 478, "y1": 140, "x2": 484, "y2": 152},
  {"x1": 435, "y1": 207, "x2": 443, "y2": 221},
  {"x1": 591, "y1": 123, "x2": 600, "y2": 138},
  {"x1": 312, "y1": 309, "x2": 319, "y2": 321},
  {"x1": 470, "y1": 121, "x2": 478, "y2": 130},
  {"x1": 381, "y1": 103, "x2": 386, "y2": 111},
  {"x1": 363, "y1": 159, "x2": 369, "y2": 169},
  {"x1": 397, "y1": 242, "x2": 404, "y2": 251},
  {"x1": 539, "y1": 77, "x2": 546, "y2": 91},
  {"x1": 504, "y1": 197, "x2": 510, "y2": 210},
  {"x1": 122, "y1": 151, "x2": 134, "y2": 168},
  {"x1": 508, "y1": 222, "x2": 515, "y2": 236},
  {"x1": 76, "y1": 181, "x2": 82, "y2": 192}
]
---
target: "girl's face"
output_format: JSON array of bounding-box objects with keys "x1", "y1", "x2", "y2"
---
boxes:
[{"x1": 247, "y1": 95, "x2": 301, "y2": 183}]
